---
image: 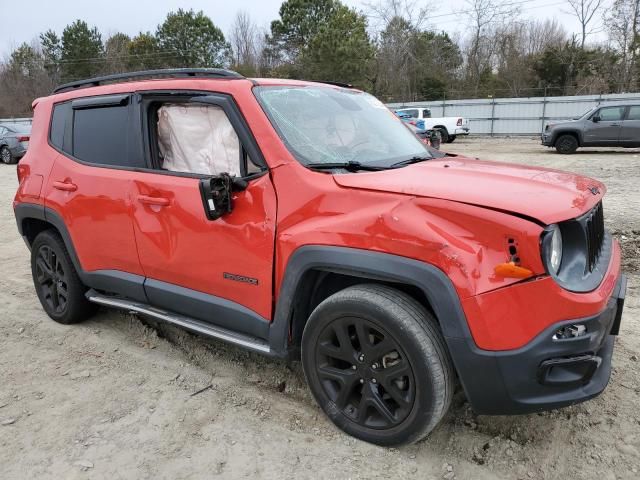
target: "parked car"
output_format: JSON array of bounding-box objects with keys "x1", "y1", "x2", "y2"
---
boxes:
[
  {"x1": 14, "y1": 69, "x2": 625, "y2": 446},
  {"x1": 0, "y1": 122, "x2": 31, "y2": 164},
  {"x1": 395, "y1": 107, "x2": 469, "y2": 143},
  {"x1": 542, "y1": 103, "x2": 640, "y2": 153}
]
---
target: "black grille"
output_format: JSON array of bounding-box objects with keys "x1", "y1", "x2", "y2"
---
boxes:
[{"x1": 584, "y1": 202, "x2": 605, "y2": 272}]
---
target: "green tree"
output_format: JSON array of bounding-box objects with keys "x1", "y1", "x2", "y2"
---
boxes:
[
  {"x1": 9, "y1": 43, "x2": 44, "y2": 76},
  {"x1": 156, "y1": 9, "x2": 230, "y2": 67},
  {"x1": 265, "y1": 0, "x2": 339, "y2": 76},
  {"x1": 127, "y1": 32, "x2": 164, "y2": 70},
  {"x1": 104, "y1": 32, "x2": 131, "y2": 73},
  {"x1": 60, "y1": 20, "x2": 104, "y2": 80},
  {"x1": 40, "y1": 30, "x2": 62, "y2": 81},
  {"x1": 302, "y1": 5, "x2": 374, "y2": 87}
]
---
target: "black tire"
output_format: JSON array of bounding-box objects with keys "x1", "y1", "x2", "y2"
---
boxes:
[
  {"x1": 301, "y1": 284, "x2": 454, "y2": 446},
  {"x1": 1, "y1": 146, "x2": 16, "y2": 164},
  {"x1": 31, "y1": 230, "x2": 96, "y2": 324},
  {"x1": 555, "y1": 134, "x2": 578, "y2": 154},
  {"x1": 436, "y1": 128, "x2": 449, "y2": 144},
  {"x1": 446, "y1": 135, "x2": 456, "y2": 144}
]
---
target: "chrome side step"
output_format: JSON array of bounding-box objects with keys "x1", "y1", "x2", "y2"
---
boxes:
[{"x1": 87, "y1": 291, "x2": 271, "y2": 355}]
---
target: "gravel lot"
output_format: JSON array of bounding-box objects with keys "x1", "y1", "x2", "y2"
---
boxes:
[{"x1": 0, "y1": 137, "x2": 638, "y2": 480}]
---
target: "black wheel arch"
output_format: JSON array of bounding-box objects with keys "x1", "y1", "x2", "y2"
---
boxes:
[
  {"x1": 270, "y1": 246, "x2": 471, "y2": 358},
  {"x1": 552, "y1": 129, "x2": 582, "y2": 146}
]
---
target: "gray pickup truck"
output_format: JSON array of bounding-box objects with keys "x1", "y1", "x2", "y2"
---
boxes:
[{"x1": 542, "y1": 102, "x2": 640, "y2": 154}]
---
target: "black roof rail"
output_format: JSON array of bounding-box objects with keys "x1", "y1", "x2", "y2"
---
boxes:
[
  {"x1": 312, "y1": 80, "x2": 354, "y2": 88},
  {"x1": 53, "y1": 68, "x2": 244, "y2": 94}
]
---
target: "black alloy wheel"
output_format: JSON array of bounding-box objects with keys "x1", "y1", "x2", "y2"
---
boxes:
[
  {"x1": 34, "y1": 244, "x2": 69, "y2": 315},
  {"x1": 314, "y1": 316, "x2": 415, "y2": 429},
  {"x1": 302, "y1": 284, "x2": 454, "y2": 446},
  {"x1": 30, "y1": 230, "x2": 95, "y2": 324}
]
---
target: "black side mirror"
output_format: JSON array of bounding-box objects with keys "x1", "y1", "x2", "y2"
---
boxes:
[
  {"x1": 592, "y1": 115, "x2": 600, "y2": 123},
  {"x1": 199, "y1": 173, "x2": 247, "y2": 220}
]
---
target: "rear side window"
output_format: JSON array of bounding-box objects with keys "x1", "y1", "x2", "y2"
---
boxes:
[
  {"x1": 627, "y1": 106, "x2": 640, "y2": 120},
  {"x1": 72, "y1": 106, "x2": 132, "y2": 167},
  {"x1": 50, "y1": 102, "x2": 71, "y2": 150}
]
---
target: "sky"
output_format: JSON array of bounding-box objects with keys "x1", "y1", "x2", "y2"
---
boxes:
[{"x1": 0, "y1": 0, "x2": 606, "y2": 58}]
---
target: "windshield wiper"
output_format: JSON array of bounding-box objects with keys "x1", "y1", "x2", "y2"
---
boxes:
[
  {"x1": 390, "y1": 155, "x2": 432, "y2": 168},
  {"x1": 306, "y1": 161, "x2": 387, "y2": 172}
]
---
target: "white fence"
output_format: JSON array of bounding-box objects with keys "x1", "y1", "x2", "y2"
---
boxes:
[
  {"x1": 388, "y1": 92, "x2": 640, "y2": 136},
  {"x1": 0, "y1": 117, "x2": 32, "y2": 125}
]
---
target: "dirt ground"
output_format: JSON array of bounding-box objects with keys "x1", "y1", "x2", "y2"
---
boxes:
[{"x1": 0, "y1": 137, "x2": 638, "y2": 480}]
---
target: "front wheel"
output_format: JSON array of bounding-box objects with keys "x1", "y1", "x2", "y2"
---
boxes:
[
  {"x1": 555, "y1": 134, "x2": 578, "y2": 154},
  {"x1": 301, "y1": 284, "x2": 454, "y2": 446}
]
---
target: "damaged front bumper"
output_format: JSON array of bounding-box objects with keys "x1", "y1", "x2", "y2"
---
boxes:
[{"x1": 448, "y1": 274, "x2": 627, "y2": 415}]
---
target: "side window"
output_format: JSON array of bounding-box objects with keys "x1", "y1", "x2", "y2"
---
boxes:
[
  {"x1": 403, "y1": 109, "x2": 419, "y2": 118},
  {"x1": 50, "y1": 102, "x2": 71, "y2": 150},
  {"x1": 627, "y1": 106, "x2": 640, "y2": 120},
  {"x1": 155, "y1": 103, "x2": 242, "y2": 176},
  {"x1": 72, "y1": 105, "x2": 140, "y2": 167},
  {"x1": 422, "y1": 109, "x2": 432, "y2": 118},
  {"x1": 598, "y1": 107, "x2": 624, "y2": 122}
]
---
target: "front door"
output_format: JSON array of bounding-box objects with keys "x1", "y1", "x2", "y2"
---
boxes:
[
  {"x1": 583, "y1": 106, "x2": 625, "y2": 144},
  {"x1": 129, "y1": 92, "x2": 277, "y2": 336}
]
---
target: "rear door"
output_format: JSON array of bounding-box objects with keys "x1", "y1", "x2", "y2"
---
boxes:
[
  {"x1": 618, "y1": 105, "x2": 640, "y2": 145},
  {"x1": 44, "y1": 95, "x2": 146, "y2": 299},
  {"x1": 127, "y1": 91, "x2": 277, "y2": 336},
  {"x1": 583, "y1": 106, "x2": 625, "y2": 145}
]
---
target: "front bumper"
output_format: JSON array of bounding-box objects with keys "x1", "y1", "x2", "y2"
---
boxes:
[
  {"x1": 449, "y1": 274, "x2": 626, "y2": 414},
  {"x1": 541, "y1": 133, "x2": 553, "y2": 146}
]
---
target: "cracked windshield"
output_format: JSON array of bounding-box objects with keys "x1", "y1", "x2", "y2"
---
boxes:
[{"x1": 254, "y1": 86, "x2": 430, "y2": 168}]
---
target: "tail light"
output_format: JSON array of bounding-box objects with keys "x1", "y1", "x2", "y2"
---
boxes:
[
  {"x1": 17, "y1": 164, "x2": 27, "y2": 183},
  {"x1": 17, "y1": 136, "x2": 30, "y2": 142},
  {"x1": 456, "y1": 118, "x2": 462, "y2": 126}
]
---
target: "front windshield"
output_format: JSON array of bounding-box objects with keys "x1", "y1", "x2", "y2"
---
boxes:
[
  {"x1": 575, "y1": 107, "x2": 597, "y2": 120},
  {"x1": 254, "y1": 86, "x2": 430, "y2": 167}
]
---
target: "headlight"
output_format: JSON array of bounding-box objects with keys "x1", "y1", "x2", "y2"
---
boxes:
[{"x1": 542, "y1": 225, "x2": 563, "y2": 274}]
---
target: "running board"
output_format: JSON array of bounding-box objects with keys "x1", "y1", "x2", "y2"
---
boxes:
[{"x1": 86, "y1": 291, "x2": 271, "y2": 355}]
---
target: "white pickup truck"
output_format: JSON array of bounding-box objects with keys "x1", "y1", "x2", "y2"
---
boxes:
[{"x1": 395, "y1": 107, "x2": 470, "y2": 143}]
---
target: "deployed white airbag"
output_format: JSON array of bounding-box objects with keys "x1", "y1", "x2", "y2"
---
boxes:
[{"x1": 157, "y1": 104, "x2": 240, "y2": 176}]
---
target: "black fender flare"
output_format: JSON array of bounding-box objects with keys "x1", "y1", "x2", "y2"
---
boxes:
[
  {"x1": 269, "y1": 245, "x2": 473, "y2": 354},
  {"x1": 552, "y1": 129, "x2": 583, "y2": 146}
]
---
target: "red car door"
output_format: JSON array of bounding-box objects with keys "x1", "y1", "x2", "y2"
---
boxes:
[
  {"x1": 129, "y1": 93, "x2": 277, "y2": 337},
  {"x1": 44, "y1": 96, "x2": 145, "y2": 298}
]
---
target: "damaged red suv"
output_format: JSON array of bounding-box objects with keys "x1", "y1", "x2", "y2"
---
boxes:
[{"x1": 14, "y1": 69, "x2": 626, "y2": 446}]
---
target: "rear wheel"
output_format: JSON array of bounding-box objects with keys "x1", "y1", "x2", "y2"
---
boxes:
[
  {"x1": 31, "y1": 230, "x2": 96, "y2": 324},
  {"x1": 301, "y1": 284, "x2": 454, "y2": 446},
  {"x1": 436, "y1": 128, "x2": 449, "y2": 144},
  {"x1": 1, "y1": 146, "x2": 16, "y2": 164},
  {"x1": 446, "y1": 135, "x2": 456, "y2": 143},
  {"x1": 555, "y1": 134, "x2": 578, "y2": 154}
]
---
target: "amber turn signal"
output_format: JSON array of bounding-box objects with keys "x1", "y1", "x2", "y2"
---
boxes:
[{"x1": 494, "y1": 262, "x2": 533, "y2": 279}]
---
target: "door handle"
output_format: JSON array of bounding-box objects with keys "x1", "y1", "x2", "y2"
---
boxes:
[
  {"x1": 52, "y1": 180, "x2": 77, "y2": 192},
  {"x1": 137, "y1": 194, "x2": 170, "y2": 207}
]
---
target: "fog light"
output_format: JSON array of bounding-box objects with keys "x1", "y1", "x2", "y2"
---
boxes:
[{"x1": 553, "y1": 324, "x2": 587, "y2": 340}]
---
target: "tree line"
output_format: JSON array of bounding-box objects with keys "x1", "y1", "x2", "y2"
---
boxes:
[{"x1": 1, "y1": 0, "x2": 639, "y2": 117}]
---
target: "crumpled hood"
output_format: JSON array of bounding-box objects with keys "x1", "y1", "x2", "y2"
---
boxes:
[{"x1": 332, "y1": 157, "x2": 605, "y2": 224}]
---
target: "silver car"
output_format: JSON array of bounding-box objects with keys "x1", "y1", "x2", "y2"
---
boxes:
[
  {"x1": 542, "y1": 103, "x2": 640, "y2": 154},
  {"x1": 0, "y1": 123, "x2": 31, "y2": 164}
]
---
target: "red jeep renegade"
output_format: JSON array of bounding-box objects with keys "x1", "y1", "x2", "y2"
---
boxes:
[{"x1": 13, "y1": 69, "x2": 626, "y2": 446}]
